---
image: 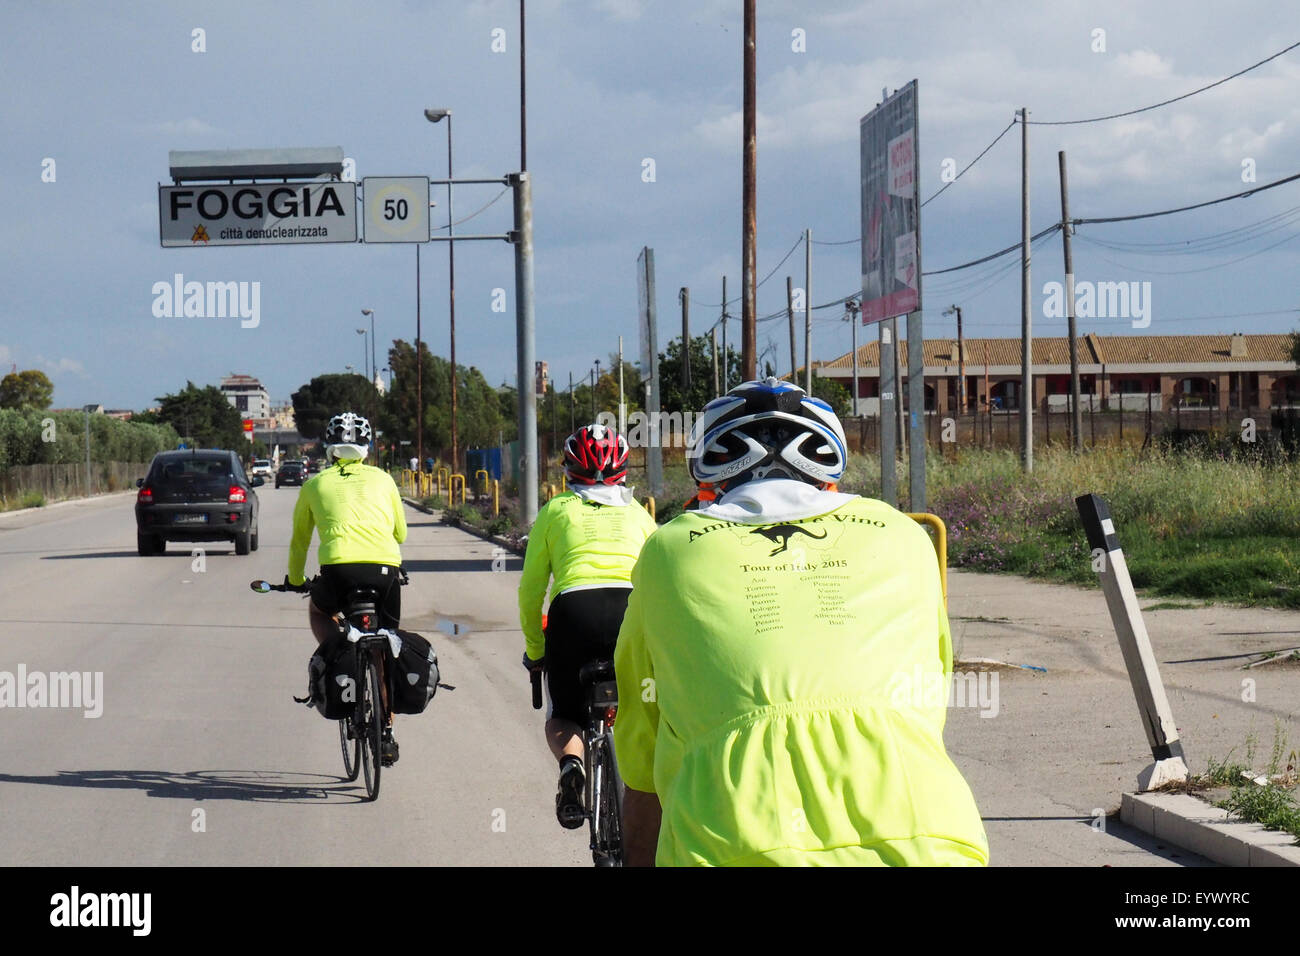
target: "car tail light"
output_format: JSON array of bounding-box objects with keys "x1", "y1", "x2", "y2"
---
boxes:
[
  {"x1": 228, "y1": 486, "x2": 247, "y2": 504},
  {"x1": 137, "y1": 486, "x2": 153, "y2": 504}
]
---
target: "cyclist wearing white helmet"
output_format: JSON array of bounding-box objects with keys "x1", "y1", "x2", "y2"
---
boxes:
[
  {"x1": 613, "y1": 377, "x2": 989, "y2": 866},
  {"x1": 288, "y1": 411, "x2": 408, "y2": 764}
]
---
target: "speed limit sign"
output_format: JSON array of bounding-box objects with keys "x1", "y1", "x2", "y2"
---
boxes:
[{"x1": 362, "y1": 176, "x2": 429, "y2": 243}]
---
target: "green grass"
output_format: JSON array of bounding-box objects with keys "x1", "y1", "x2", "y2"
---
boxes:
[
  {"x1": 1216, "y1": 785, "x2": 1300, "y2": 842},
  {"x1": 620, "y1": 444, "x2": 1300, "y2": 608},
  {"x1": 1, "y1": 491, "x2": 46, "y2": 511}
]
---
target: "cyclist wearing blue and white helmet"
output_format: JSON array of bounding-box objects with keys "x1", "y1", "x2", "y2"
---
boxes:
[{"x1": 613, "y1": 378, "x2": 988, "y2": 867}]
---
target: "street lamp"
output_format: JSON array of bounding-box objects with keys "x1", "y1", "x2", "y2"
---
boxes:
[
  {"x1": 361, "y1": 309, "x2": 377, "y2": 389},
  {"x1": 424, "y1": 107, "x2": 458, "y2": 473}
]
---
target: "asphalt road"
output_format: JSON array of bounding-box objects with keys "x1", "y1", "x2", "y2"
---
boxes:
[
  {"x1": 0, "y1": 486, "x2": 586, "y2": 866},
  {"x1": 6, "y1": 486, "x2": 1295, "y2": 866}
]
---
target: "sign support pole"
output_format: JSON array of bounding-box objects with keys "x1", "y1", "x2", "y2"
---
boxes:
[{"x1": 1076, "y1": 494, "x2": 1189, "y2": 790}]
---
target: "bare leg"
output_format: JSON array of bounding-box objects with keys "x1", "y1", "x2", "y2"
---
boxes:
[
  {"x1": 545, "y1": 718, "x2": 584, "y2": 763},
  {"x1": 308, "y1": 601, "x2": 337, "y2": 645}
]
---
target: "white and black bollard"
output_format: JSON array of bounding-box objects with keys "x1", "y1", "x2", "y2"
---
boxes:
[{"x1": 1076, "y1": 493, "x2": 1189, "y2": 790}]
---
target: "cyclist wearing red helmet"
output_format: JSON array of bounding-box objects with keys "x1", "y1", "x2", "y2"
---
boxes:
[{"x1": 518, "y1": 423, "x2": 657, "y2": 829}]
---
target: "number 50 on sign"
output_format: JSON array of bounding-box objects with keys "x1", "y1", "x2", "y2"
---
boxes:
[{"x1": 362, "y1": 177, "x2": 429, "y2": 243}]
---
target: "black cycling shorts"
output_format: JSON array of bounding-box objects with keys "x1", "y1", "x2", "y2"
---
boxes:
[
  {"x1": 544, "y1": 586, "x2": 631, "y2": 725},
  {"x1": 311, "y1": 563, "x2": 402, "y2": 629}
]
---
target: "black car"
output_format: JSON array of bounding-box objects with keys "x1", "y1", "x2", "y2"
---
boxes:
[
  {"x1": 275, "y1": 461, "x2": 305, "y2": 488},
  {"x1": 135, "y1": 449, "x2": 262, "y2": 556}
]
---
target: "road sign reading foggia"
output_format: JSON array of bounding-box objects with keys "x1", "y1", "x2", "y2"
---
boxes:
[{"x1": 159, "y1": 181, "x2": 357, "y2": 247}]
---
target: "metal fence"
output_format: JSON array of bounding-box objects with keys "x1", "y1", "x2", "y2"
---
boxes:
[{"x1": 843, "y1": 404, "x2": 1278, "y2": 454}]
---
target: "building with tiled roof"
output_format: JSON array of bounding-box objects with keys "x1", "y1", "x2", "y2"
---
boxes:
[{"x1": 817, "y1": 333, "x2": 1298, "y2": 414}]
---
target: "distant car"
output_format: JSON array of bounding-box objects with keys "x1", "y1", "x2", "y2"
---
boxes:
[
  {"x1": 275, "y1": 461, "x2": 305, "y2": 488},
  {"x1": 250, "y1": 458, "x2": 273, "y2": 479},
  {"x1": 135, "y1": 449, "x2": 261, "y2": 556}
]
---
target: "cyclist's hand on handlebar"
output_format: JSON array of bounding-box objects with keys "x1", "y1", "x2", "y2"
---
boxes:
[{"x1": 522, "y1": 652, "x2": 545, "y2": 674}]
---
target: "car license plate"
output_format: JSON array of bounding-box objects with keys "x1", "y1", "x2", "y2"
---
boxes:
[{"x1": 174, "y1": 513, "x2": 208, "y2": 524}]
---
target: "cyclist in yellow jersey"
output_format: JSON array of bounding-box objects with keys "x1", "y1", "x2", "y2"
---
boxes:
[
  {"x1": 288, "y1": 411, "x2": 408, "y2": 763},
  {"x1": 614, "y1": 379, "x2": 989, "y2": 866},
  {"x1": 519, "y1": 423, "x2": 657, "y2": 829}
]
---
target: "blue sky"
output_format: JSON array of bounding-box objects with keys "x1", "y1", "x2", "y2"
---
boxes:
[{"x1": 3, "y1": 0, "x2": 1299, "y2": 410}]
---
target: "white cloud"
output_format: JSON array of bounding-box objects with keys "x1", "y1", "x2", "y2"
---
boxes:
[
  {"x1": 36, "y1": 356, "x2": 86, "y2": 376},
  {"x1": 139, "y1": 117, "x2": 220, "y2": 137},
  {"x1": 1116, "y1": 48, "x2": 1175, "y2": 78},
  {"x1": 592, "y1": 0, "x2": 644, "y2": 20}
]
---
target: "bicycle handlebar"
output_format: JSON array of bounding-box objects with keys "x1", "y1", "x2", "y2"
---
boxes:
[{"x1": 249, "y1": 566, "x2": 410, "y2": 595}]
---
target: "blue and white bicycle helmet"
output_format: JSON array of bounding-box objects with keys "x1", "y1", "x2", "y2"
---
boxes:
[{"x1": 686, "y1": 377, "x2": 847, "y2": 491}]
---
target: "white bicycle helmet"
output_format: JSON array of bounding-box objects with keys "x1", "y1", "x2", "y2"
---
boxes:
[
  {"x1": 687, "y1": 377, "x2": 847, "y2": 490},
  {"x1": 324, "y1": 411, "x2": 372, "y2": 461}
]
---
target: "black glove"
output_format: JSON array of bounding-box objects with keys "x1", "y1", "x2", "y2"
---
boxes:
[{"x1": 522, "y1": 652, "x2": 545, "y2": 674}]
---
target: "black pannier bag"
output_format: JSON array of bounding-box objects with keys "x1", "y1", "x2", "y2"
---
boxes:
[
  {"x1": 387, "y1": 629, "x2": 440, "y2": 715},
  {"x1": 295, "y1": 632, "x2": 358, "y2": 720}
]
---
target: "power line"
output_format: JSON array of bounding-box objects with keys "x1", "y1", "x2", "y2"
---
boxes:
[
  {"x1": 1073, "y1": 170, "x2": 1300, "y2": 225},
  {"x1": 1074, "y1": 228, "x2": 1300, "y2": 275},
  {"x1": 1027, "y1": 40, "x2": 1300, "y2": 125},
  {"x1": 921, "y1": 118, "x2": 1018, "y2": 207},
  {"x1": 696, "y1": 234, "x2": 805, "y2": 309}
]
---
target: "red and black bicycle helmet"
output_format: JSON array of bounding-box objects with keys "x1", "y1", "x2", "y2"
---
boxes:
[{"x1": 564, "y1": 423, "x2": 629, "y2": 485}]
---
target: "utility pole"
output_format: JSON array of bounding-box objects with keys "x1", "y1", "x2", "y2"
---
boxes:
[
  {"x1": 618, "y1": 336, "x2": 625, "y2": 437},
  {"x1": 1020, "y1": 106, "x2": 1034, "y2": 472},
  {"x1": 786, "y1": 277, "x2": 797, "y2": 380},
  {"x1": 416, "y1": 245, "x2": 423, "y2": 469},
  {"x1": 804, "y1": 228, "x2": 813, "y2": 393},
  {"x1": 741, "y1": 0, "x2": 757, "y2": 380},
  {"x1": 846, "y1": 299, "x2": 860, "y2": 416},
  {"x1": 569, "y1": 370, "x2": 574, "y2": 432},
  {"x1": 680, "y1": 287, "x2": 691, "y2": 393},
  {"x1": 711, "y1": 327, "x2": 720, "y2": 397},
  {"x1": 721, "y1": 276, "x2": 729, "y2": 392},
  {"x1": 944, "y1": 304, "x2": 966, "y2": 413},
  {"x1": 511, "y1": 170, "x2": 538, "y2": 524},
  {"x1": 1059, "y1": 149, "x2": 1082, "y2": 451}
]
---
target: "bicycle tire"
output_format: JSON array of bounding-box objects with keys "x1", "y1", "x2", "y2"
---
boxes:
[
  {"x1": 596, "y1": 732, "x2": 625, "y2": 866},
  {"x1": 359, "y1": 651, "x2": 383, "y2": 801},
  {"x1": 339, "y1": 715, "x2": 360, "y2": 782}
]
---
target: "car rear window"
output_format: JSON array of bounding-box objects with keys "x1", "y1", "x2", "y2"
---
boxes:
[{"x1": 153, "y1": 458, "x2": 232, "y2": 484}]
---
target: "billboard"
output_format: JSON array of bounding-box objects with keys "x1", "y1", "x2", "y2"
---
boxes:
[{"x1": 860, "y1": 80, "x2": 920, "y2": 323}]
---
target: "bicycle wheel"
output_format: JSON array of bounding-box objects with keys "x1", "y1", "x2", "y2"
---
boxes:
[
  {"x1": 358, "y1": 651, "x2": 383, "y2": 801},
  {"x1": 339, "y1": 714, "x2": 360, "y2": 782},
  {"x1": 596, "y1": 732, "x2": 625, "y2": 866}
]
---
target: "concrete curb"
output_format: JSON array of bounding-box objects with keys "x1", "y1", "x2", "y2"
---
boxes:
[
  {"x1": 1120, "y1": 791, "x2": 1300, "y2": 866},
  {"x1": 402, "y1": 497, "x2": 525, "y2": 556}
]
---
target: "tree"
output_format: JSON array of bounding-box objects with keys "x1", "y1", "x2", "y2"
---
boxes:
[
  {"x1": 811, "y1": 375, "x2": 852, "y2": 419},
  {"x1": 382, "y1": 339, "x2": 503, "y2": 465},
  {"x1": 1290, "y1": 330, "x2": 1300, "y2": 368},
  {"x1": 0, "y1": 370, "x2": 54, "y2": 410},
  {"x1": 150, "y1": 382, "x2": 246, "y2": 449},
  {"x1": 657, "y1": 335, "x2": 741, "y2": 415},
  {"x1": 292, "y1": 373, "x2": 377, "y2": 443}
]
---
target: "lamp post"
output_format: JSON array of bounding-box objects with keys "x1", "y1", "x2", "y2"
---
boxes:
[
  {"x1": 361, "y1": 309, "x2": 377, "y2": 386},
  {"x1": 424, "y1": 107, "x2": 457, "y2": 473},
  {"x1": 356, "y1": 328, "x2": 369, "y2": 383}
]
